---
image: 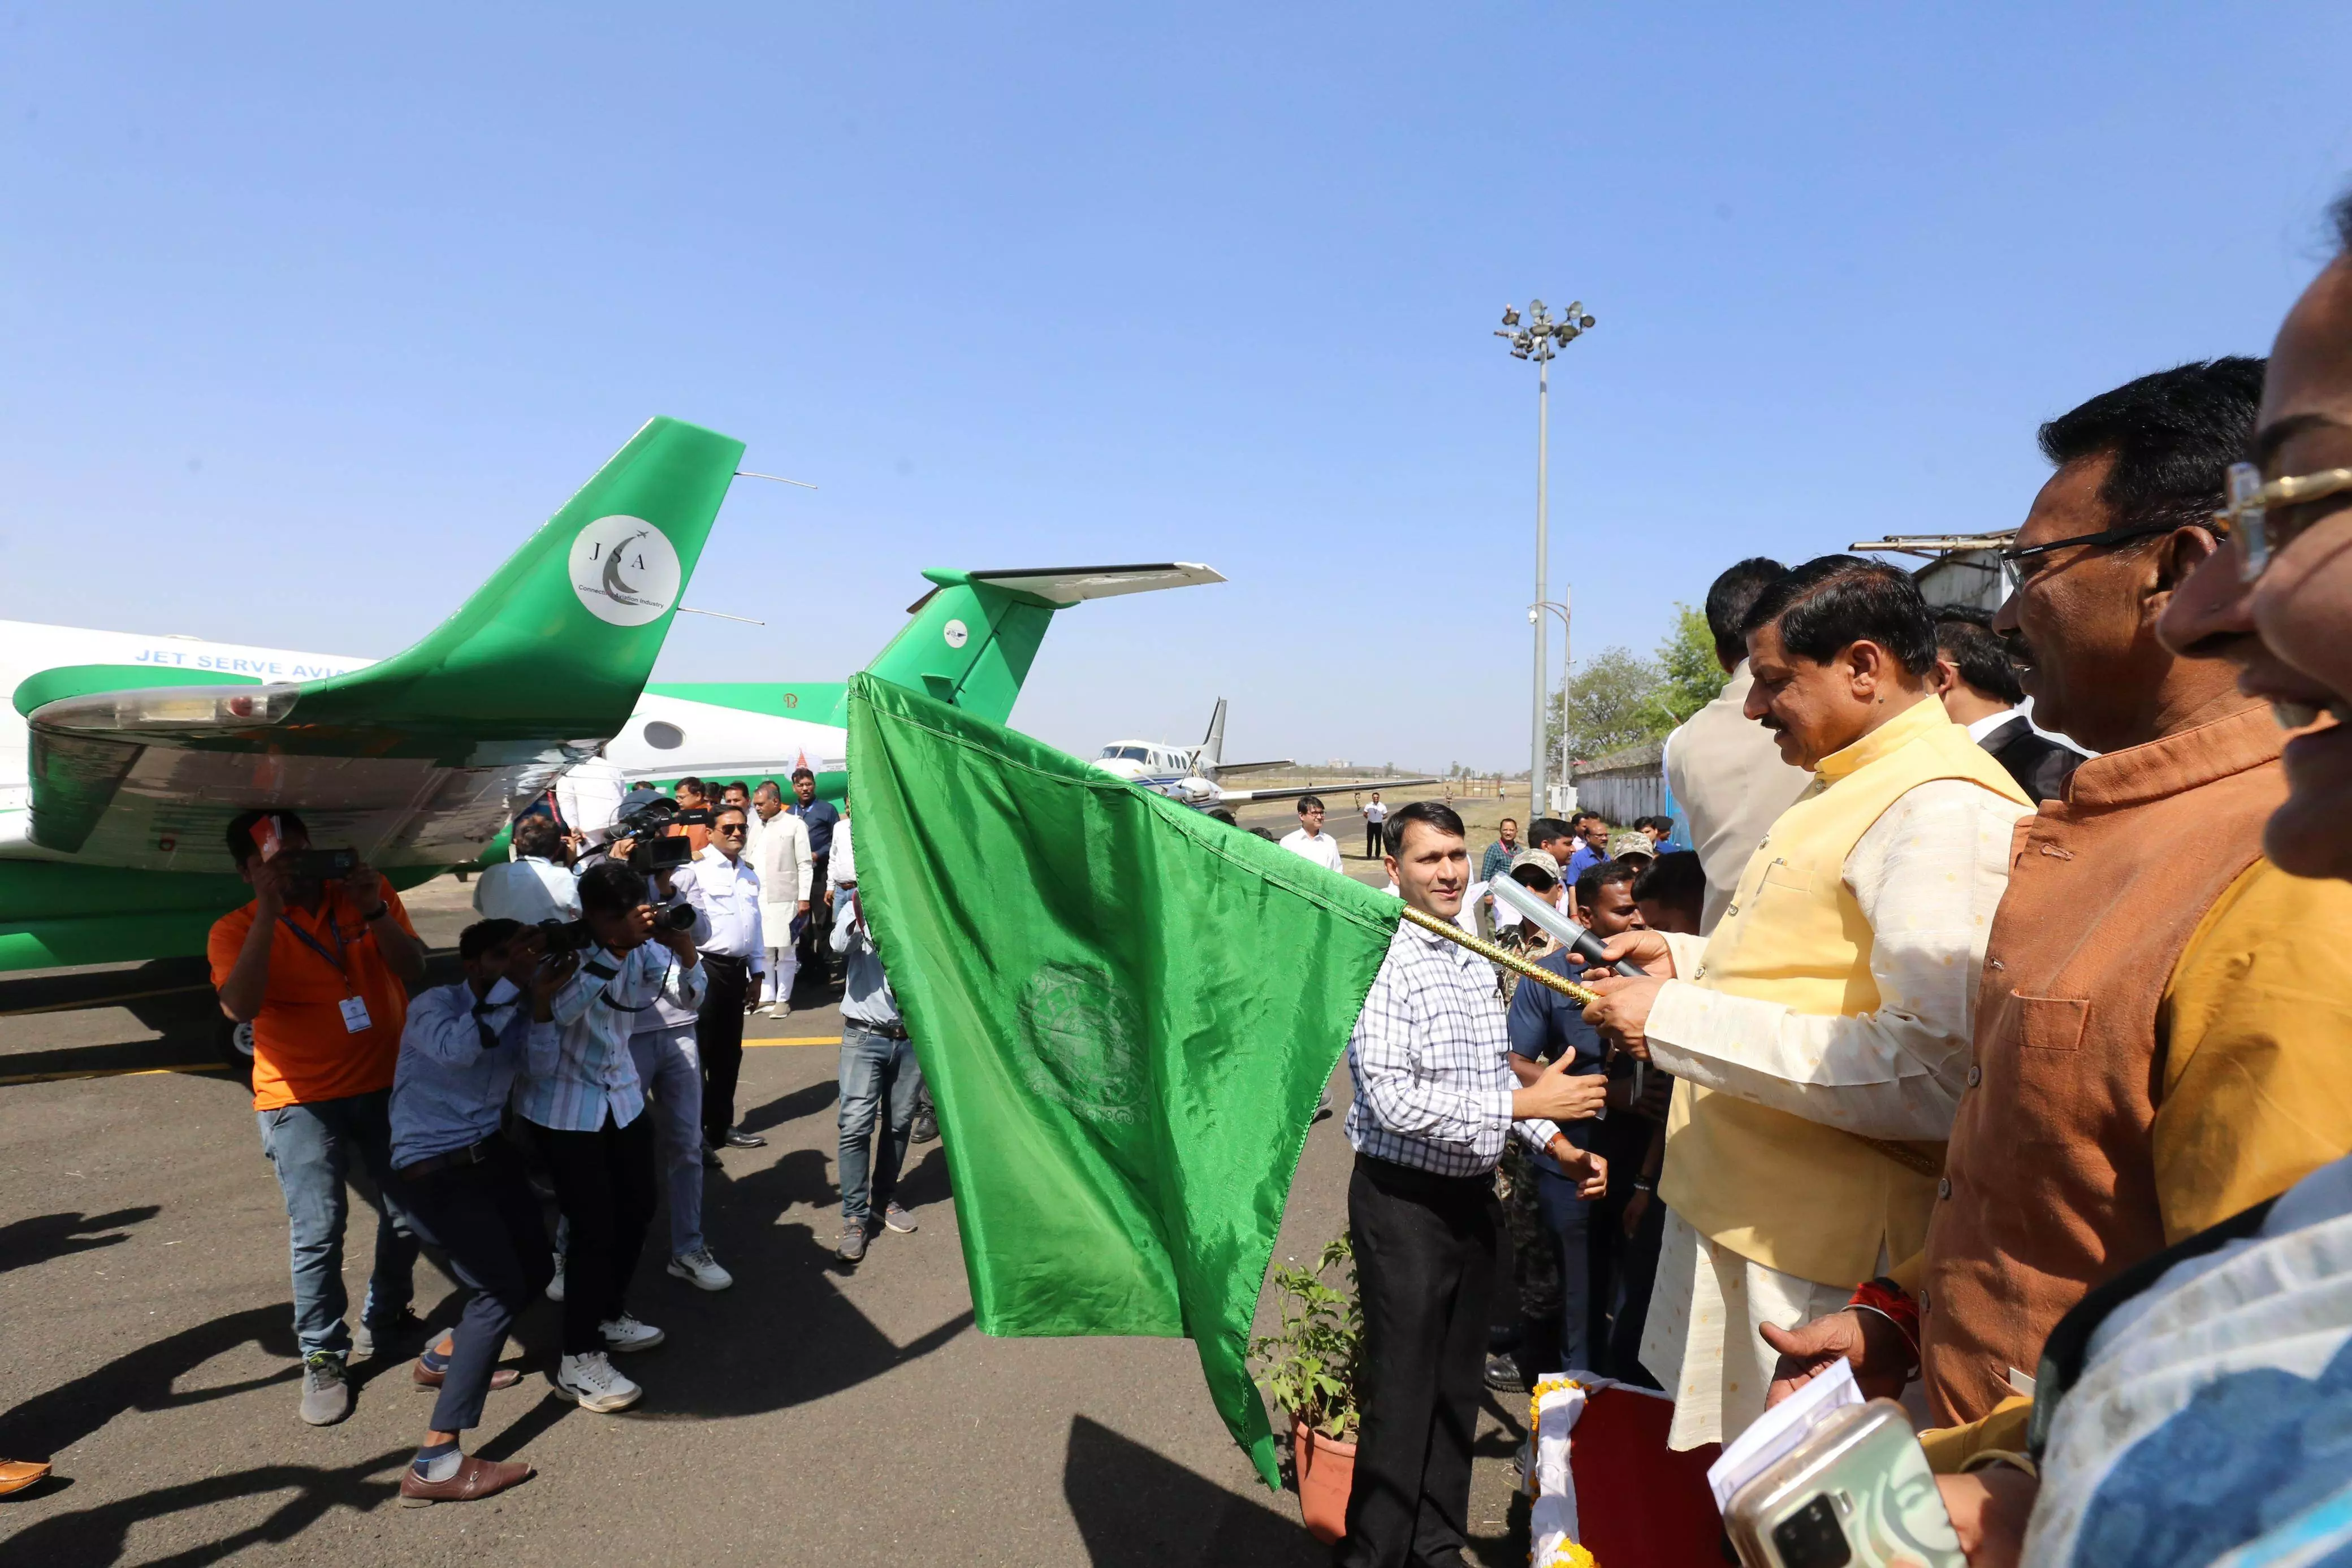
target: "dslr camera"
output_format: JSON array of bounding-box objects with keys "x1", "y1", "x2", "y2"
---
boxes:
[{"x1": 535, "y1": 901, "x2": 695, "y2": 956}]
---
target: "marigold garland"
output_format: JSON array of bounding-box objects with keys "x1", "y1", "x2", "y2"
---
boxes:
[{"x1": 1523, "y1": 1376, "x2": 1599, "y2": 1567}]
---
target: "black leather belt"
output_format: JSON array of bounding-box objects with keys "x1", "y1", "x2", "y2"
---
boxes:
[
  {"x1": 396, "y1": 1137, "x2": 500, "y2": 1180},
  {"x1": 846, "y1": 1019, "x2": 909, "y2": 1041}
]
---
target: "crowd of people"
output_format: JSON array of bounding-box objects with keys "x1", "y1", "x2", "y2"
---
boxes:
[
  {"x1": 1331, "y1": 197, "x2": 2352, "y2": 1568},
  {"x1": 172, "y1": 765, "x2": 929, "y2": 1508}
]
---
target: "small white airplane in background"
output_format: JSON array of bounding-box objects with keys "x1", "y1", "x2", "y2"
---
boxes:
[{"x1": 1090, "y1": 698, "x2": 1436, "y2": 809}]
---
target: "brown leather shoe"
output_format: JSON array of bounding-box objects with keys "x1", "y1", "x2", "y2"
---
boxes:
[
  {"x1": 398, "y1": 1454, "x2": 532, "y2": 1508},
  {"x1": 412, "y1": 1361, "x2": 522, "y2": 1392},
  {"x1": 0, "y1": 1459, "x2": 51, "y2": 1496}
]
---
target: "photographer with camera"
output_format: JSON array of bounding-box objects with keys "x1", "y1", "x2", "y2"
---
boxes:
[
  {"x1": 387, "y1": 917, "x2": 565, "y2": 1506},
  {"x1": 520, "y1": 859, "x2": 705, "y2": 1412},
  {"x1": 602, "y1": 812, "x2": 734, "y2": 1291},
  {"x1": 472, "y1": 815, "x2": 581, "y2": 925},
  {"x1": 209, "y1": 808, "x2": 431, "y2": 1427}
]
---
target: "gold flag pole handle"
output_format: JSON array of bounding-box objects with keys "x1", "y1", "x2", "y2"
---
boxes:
[
  {"x1": 1395, "y1": 904, "x2": 1943, "y2": 1181},
  {"x1": 1398, "y1": 903, "x2": 1602, "y2": 1008}
]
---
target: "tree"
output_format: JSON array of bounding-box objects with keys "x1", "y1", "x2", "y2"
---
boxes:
[
  {"x1": 1655, "y1": 603, "x2": 1728, "y2": 725},
  {"x1": 1550, "y1": 646, "x2": 1671, "y2": 763}
]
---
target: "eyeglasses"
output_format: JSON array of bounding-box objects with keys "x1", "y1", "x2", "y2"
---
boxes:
[
  {"x1": 1995, "y1": 523, "x2": 2182, "y2": 588},
  {"x1": 2216, "y1": 462, "x2": 2352, "y2": 583},
  {"x1": 714, "y1": 823, "x2": 747, "y2": 835}
]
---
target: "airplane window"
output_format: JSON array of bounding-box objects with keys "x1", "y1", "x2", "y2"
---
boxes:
[
  {"x1": 643, "y1": 721, "x2": 685, "y2": 750},
  {"x1": 1115, "y1": 746, "x2": 1148, "y2": 762}
]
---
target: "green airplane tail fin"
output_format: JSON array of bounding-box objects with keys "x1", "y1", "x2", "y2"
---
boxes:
[
  {"x1": 296, "y1": 417, "x2": 745, "y2": 738},
  {"x1": 859, "y1": 564, "x2": 1223, "y2": 728}
]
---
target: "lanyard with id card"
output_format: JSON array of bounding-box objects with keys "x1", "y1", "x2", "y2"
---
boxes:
[{"x1": 280, "y1": 909, "x2": 373, "y2": 1034}]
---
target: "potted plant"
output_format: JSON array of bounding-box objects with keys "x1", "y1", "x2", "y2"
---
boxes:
[{"x1": 1251, "y1": 1232, "x2": 1362, "y2": 1544}]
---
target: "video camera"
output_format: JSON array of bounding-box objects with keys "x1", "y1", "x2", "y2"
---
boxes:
[{"x1": 608, "y1": 796, "x2": 702, "y2": 873}]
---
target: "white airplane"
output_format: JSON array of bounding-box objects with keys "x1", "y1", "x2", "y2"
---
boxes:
[
  {"x1": 1089, "y1": 698, "x2": 1435, "y2": 809},
  {"x1": 0, "y1": 412, "x2": 1225, "y2": 972}
]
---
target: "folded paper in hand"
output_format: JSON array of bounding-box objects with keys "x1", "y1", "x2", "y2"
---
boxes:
[{"x1": 1705, "y1": 1359, "x2": 1863, "y2": 1513}]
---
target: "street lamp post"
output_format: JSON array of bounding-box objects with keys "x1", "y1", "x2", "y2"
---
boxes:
[
  {"x1": 1495, "y1": 299, "x2": 1596, "y2": 820},
  {"x1": 1536, "y1": 587, "x2": 1570, "y2": 803}
]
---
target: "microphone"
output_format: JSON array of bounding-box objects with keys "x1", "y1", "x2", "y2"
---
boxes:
[{"x1": 1487, "y1": 874, "x2": 1648, "y2": 978}]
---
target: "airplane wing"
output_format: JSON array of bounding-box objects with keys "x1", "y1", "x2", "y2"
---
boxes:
[
  {"x1": 1217, "y1": 776, "x2": 1441, "y2": 804},
  {"x1": 14, "y1": 417, "x2": 744, "y2": 874},
  {"x1": 1208, "y1": 759, "x2": 1295, "y2": 777}
]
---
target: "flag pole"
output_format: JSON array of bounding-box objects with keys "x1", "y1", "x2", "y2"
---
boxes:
[
  {"x1": 1396, "y1": 904, "x2": 1604, "y2": 1007},
  {"x1": 1398, "y1": 904, "x2": 1942, "y2": 1179}
]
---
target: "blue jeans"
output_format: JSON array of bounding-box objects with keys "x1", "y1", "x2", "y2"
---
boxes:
[
  {"x1": 1534, "y1": 1162, "x2": 1594, "y2": 1374},
  {"x1": 629, "y1": 1024, "x2": 705, "y2": 1258},
  {"x1": 838, "y1": 1025, "x2": 922, "y2": 1223},
  {"x1": 256, "y1": 1090, "x2": 420, "y2": 1361}
]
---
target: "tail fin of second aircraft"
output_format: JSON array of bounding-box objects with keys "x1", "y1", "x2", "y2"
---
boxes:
[
  {"x1": 296, "y1": 417, "x2": 745, "y2": 737},
  {"x1": 1196, "y1": 696, "x2": 1229, "y2": 777},
  {"x1": 861, "y1": 564, "x2": 1222, "y2": 729}
]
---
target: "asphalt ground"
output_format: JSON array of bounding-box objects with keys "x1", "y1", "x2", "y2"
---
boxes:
[{"x1": 0, "y1": 870, "x2": 1541, "y2": 1566}]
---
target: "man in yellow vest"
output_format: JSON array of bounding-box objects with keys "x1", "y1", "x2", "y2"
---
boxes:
[{"x1": 1580, "y1": 554, "x2": 2034, "y2": 1450}]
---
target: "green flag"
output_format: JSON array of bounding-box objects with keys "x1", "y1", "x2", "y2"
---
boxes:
[{"x1": 845, "y1": 672, "x2": 1402, "y2": 1485}]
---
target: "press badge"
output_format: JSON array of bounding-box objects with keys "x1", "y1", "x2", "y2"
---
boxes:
[{"x1": 338, "y1": 997, "x2": 374, "y2": 1034}]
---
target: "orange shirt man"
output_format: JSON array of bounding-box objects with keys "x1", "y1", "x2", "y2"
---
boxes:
[{"x1": 209, "y1": 808, "x2": 430, "y2": 1427}]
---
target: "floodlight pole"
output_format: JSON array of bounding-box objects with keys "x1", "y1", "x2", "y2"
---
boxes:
[{"x1": 1495, "y1": 299, "x2": 1596, "y2": 820}]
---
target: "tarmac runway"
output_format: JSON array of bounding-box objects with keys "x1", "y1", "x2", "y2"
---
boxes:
[{"x1": 0, "y1": 873, "x2": 1536, "y2": 1566}]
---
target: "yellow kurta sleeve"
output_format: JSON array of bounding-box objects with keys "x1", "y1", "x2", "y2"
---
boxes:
[
  {"x1": 2153, "y1": 860, "x2": 2352, "y2": 1244},
  {"x1": 1918, "y1": 1396, "x2": 2035, "y2": 1475}
]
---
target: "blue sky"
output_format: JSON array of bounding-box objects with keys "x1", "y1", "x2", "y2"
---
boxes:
[{"x1": 5, "y1": 4, "x2": 2350, "y2": 771}]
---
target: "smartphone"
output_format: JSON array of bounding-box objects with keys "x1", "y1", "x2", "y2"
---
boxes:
[
  {"x1": 275, "y1": 847, "x2": 359, "y2": 880},
  {"x1": 1723, "y1": 1400, "x2": 1964, "y2": 1568}
]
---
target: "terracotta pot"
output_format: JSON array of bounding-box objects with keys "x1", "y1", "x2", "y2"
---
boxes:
[{"x1": 1292, "y1": 1419, "x2": 1358, "y2": 1545}]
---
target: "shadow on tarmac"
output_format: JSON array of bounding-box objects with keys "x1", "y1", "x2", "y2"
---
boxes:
[
  {"x1": 0, "y1": 1206, "x2": 160, "y2": 1276},
  {"x1": 0, "y1": 1305, "x2": 300, "y2": 1462},
  {"x1": 1, "y1": 1449, "x2": 411, "y2": 1568},
  {"x1": 1062, "y1": 1415, "x2": 1320, "y2": 1566}
]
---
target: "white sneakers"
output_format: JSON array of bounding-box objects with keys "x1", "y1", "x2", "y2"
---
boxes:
[
  {"x1": 599, "y1": 1313, "x2": 665, "y2": 1353},
  {"x1": 556, "y1": 1351, "x2": 641, "y2": 1413},
  {"x1": 666, "y1": 1248, "x2": 734, "y2": 1292},
  {"x1": 761, "y1": 1000, "x2": 792, "y2": 1018}
]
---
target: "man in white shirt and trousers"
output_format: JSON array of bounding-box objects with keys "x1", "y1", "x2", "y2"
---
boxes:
[
  {"x1": 749, "y1": 781, "x2": 814, "y2": 1016},
  {"x1": 1361, "y1": 791, "x2": 1388, "y2": 861},
  {"x1": 695, "y1": 806, "x2": 767, "y2": 1166}
]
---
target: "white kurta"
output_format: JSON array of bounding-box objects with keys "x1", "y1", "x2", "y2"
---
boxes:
[{"x1": 1636, "y1": 776, "x2": 2029, "y2": 1449}]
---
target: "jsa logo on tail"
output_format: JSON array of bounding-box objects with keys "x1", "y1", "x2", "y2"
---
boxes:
[{"x1": 570, "y1": 515, "x2": 681, "y2": 627}]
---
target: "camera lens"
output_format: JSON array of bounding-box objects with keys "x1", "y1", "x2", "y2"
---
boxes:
[{"x1": 1770, "y1": 1496, "x2": 1851, "y2": 1568}]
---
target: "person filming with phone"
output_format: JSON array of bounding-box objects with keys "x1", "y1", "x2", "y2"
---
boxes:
[{"x1": 210, "y1": 807, "x2": 431, "y2": 1428}]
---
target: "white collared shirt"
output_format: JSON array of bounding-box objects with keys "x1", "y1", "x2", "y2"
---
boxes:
[
  {"x1": 1964, "y1": 707, "x2": 2020, "y2": 744},
  {"x1": 692, "y1": 844, "x2": 765, "y2": 965},
  {"x1": 1280, "y1": 827, "x2": 1345, "y2": 874}
]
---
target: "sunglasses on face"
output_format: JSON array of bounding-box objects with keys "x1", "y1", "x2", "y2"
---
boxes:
[
  {"x1": 2216, "y1": 462, "x2": 2352, "y2": 583},
  {"x1": 714, "y1": 823, "x2": 747, "y2": 835}
]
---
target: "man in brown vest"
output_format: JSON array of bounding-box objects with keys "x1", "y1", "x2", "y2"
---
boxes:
[{"x1": 1763, "y1": 359, "x2": 2352, "y2": 1453}]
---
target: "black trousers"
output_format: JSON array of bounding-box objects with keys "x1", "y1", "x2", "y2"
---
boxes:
[
  {"x1": 1366, "y1": 822, "x2": 1384, "y2": 859},
  {"x1": 394, "y1": 1143, "x2": 554, "y2": 1432},
  {"x1": 1606, "y1": 1184, "x2": 1668, "y2": 1391},
  {"x1": 799, "y1": 853, "x2": 833, "y2": 968},
  {"x1": 1582, "y1": 1112, "x2": 1654, "y2": 1376},
  {"x1": 698, "y1": 954, "x2": 751, "y2": 1146},
  {"x1": 1339, "y1": 1155, "x2": 1498, "y2": 1568},
  {"x1": 537, "y1": 1111, "x2": 656, "y2": 1355}
]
